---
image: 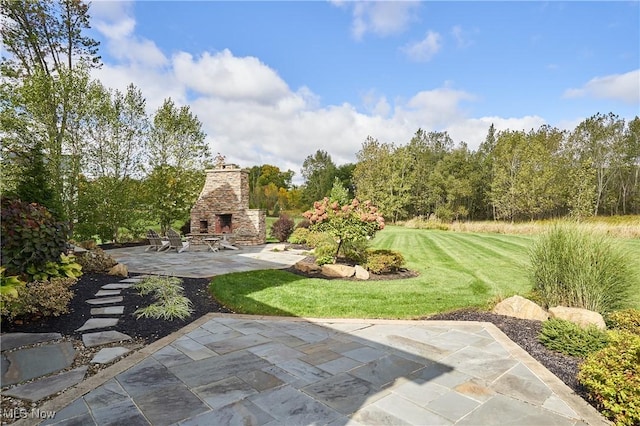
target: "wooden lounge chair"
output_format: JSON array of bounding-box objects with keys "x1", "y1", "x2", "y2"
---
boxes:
[
  {"x1": 166, "y1": 228, "x2": 190, "y2": 253},
  {"x1": 219, "y1": 234, "x2": 239, "y2": 250},
  {"x1": 146, "y1": 229, "x2": 169, "y2": 252}
]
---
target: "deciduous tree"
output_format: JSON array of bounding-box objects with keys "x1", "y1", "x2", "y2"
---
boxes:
[
  {"x1": 301, "y1": 150, "x2": 337, "y2": 207},
  {"x1": 77, "y1": 82, "x2": 148, "y2": 242},
  {"x1": 353, "y1": 137, "x2": 411, "y2": 222},
  {"x1": 304, "y1": 197, "x2": 384, "y2": 262},
  {"x1": 1, "y1": 0, "x2": 100, "y2": 219},
  {"x1": 145, "y1": 98, "x2": 209, "y2": 232}
]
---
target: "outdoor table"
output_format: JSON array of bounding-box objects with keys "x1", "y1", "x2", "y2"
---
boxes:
[{"x1": 204, "y1": 237, "x2": 220, "y2": 252}]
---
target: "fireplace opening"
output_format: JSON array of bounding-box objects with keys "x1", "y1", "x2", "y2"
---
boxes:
[
  {"x1": 199, "y1": 220, "x2": 208, "y2": 233},
  {"x1": 217, "y1": 214, "x2": 232, "y2": 234}
]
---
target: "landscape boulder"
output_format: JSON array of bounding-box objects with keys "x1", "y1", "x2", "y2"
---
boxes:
[
  {"x1": 492, "y1": 295, "x2": 549, "y2": 321},
  {"x1": 107, "y1": 263, "x2": 128, "y2": 277},
  {"x1": 354, "y1": 265, "x2": 370, "y2": 280},
  {"x1": 549, "y1": 306, "x2": 606, "y2": 330},
  {"x1": 321, "y1": 264, "x2": 355, "y2": 279},
  {"x1": 294, "y1": 260, "x2": 322, "y2": 274}
]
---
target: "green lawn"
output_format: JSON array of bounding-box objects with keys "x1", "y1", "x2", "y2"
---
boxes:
[{"x1": 210, "y1": 226, "x2": 640, "y2": 318}]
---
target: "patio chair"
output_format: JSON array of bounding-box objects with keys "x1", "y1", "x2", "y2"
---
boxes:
[
  {"x1": 166, "y1": 228, "x2": 190, "y2": 253},
  {"x1": 145, "y1": 229, "x2": 169, "y2": 252}
]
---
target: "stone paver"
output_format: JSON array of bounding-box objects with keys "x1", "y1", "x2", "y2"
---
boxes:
[
  {"x1": 101, "y1": 283, "x2": 133, "y2": 290},
  {"x1": 34, "y1": 315, "x2": 609, "y2": 426},
  {"x1": 119, "y1": 278, "x2": 143, "y2": 283},
  {"x1": 3, "y1": 366, "x2": 88, "y2": 402},
  {"x1": 0, "y1": 333, "x2": 62, "y2": 352},
  {"x1": 82, "y1": 331, "x2": 132, "y2": 348},
  {"x1": 1, "y1": 342, "x2": 75, "y2": 386},
  {"x1": 85, "y1": 296, "x2": 123, "y2": 305},
  {"x1": 94, "y1": 289, "x2": 121, "y2": 297},
  {"x1": 90, "y1": 347, "x2": 130, "y2": 364},
  {"x1": 76, "y1": 318, "x2": 119, "y2": 332},
  {"x1": 134, "y1": 384, "x2": 209, "y2": 425},
  {"x1": 90, "y1": 306, "x2": 125, "y2": 316}
]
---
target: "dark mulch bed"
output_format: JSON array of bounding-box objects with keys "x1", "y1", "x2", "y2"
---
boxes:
[
  {"x1": 1, "y1": 273, "x2": 233, "y2": 343},
  {"x1": 2, "y1": 272, "x2": 591, "y2": 409}
]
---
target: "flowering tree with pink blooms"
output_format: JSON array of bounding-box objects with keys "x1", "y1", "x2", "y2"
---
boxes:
[{"x1": 303, "y1": 197, "x2": 385, "y2": 263}]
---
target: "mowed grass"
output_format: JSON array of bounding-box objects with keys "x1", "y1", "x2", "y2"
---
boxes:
[
  {"x1": 212, "y1": 226, "x2": 534, "y2": 318},
  {"x1": 210, "y1": 225, "x2": 640, "y2": 318},
  {"x1": 618, "y1": 237, "x2": 640, "y2": 308}
]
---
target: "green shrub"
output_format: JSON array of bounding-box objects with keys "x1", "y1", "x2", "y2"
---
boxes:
[
  {"x1": 26, "y1": 253, "x2": 82, "y2": 281},
  {"x1": 305, "y1": 231, "x2": 334, "y2": 249},
  {"x1": 1, "y1": 277, "x2": 76, "y2": 319},
  {"x1": 0, "y1": 266, "x2": 25, "y2": 299},
  {"x1": 341, "y1": 239, "x2": 369, "y2": 264},
  {"x1": 538, "y1": 318, "x2": 609, "y2": 358},
  {"x1": 364, "y1": 249, "x2": 406, "y2": 274},
  {"x1": 0, "y1": 267, "x2": 26, "y2": 318},
  {"x1": 288, "y1": 228, "x2": 310, "y2": 244},
  {"x1": 1, "y1": 197, "x2": 70, "y2": 277},
  {"x1": 578, "y1": 331, "x2": 640, "y2": 426},
  {"x1": 76, "y1": 248, "x2": 118, "y2": 273},
  {"x1": 270, "y1": 214, "x2": 295, "y2": 243},
  {"x1": 606, "y1": 309, "x2": 640, "y2": 336},
  {"x1": 529, "y1": 225, "x2": 636, "y2": 314},
  {"x1": 314, "y1": 242, "x2": 338, "y2": 266},
  {"x1": 133, "y1": 276, "x2": 193, "y2": 321},
  {"x1": 295, "y1": 218, "x2": 311, "y2": 229}
]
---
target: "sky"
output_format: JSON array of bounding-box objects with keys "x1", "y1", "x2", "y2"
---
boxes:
[{"x1": 88, "y1": 1, "x2": 640, "y2": 182}]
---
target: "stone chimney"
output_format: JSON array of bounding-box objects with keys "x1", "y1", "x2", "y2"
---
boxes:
[{"x1": 190, "y1": 161, "x2": 266, "y2": 245}]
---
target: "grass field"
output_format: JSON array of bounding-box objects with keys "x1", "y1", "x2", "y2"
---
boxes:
[{"x1": 211, "y1": 225, "x2": 640, "y2": 318}]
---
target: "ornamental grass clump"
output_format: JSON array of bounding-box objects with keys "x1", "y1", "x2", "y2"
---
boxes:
[
  {"x1": 529, "y1": 225, "x2": 636, "y2": 314},
  {"x1": 133, "y1": 276, "x2": 193, "y2": 321}
]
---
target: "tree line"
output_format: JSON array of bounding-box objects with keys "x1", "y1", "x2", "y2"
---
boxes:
[{"x1": 352, "y1": 115, "x2": 640, "y2": 222}]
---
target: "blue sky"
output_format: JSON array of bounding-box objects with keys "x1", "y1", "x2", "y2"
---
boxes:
[{"x1": 89, "y1": 1, "x2": 640, "y2": 180}]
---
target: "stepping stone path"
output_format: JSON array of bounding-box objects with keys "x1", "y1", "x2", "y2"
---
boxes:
[
  {"x1": 77, "y1": 276, "x2": 140, "y2": 348},
  {"x1": 1, "y1": 276, "x2": 144, "y2": 403}
]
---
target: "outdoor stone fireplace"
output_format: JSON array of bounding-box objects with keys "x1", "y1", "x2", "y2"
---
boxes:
[{"x1": 190, "y1": 162, "x2": 266, "y2": 245}]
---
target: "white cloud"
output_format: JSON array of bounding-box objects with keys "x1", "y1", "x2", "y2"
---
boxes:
[
  {"x1": 341, "y1": 1, "x2": 421, "y2": 40},
  {"x1": 91, "y1": 1, "x2": 167, "y2": 68},
  {"x1": 173, "y1": 50, "x2": 290, "y2": 104},
  {"x1": 398, "y1": 87, "x2": 475, "y2": 127},
  {"x1": 451, "y1": 25, "x2": 474, "y2": 48},
  {"x1": 91, "y1": 1, "x2": 135, "y2": 40},
  {"x1": 361, "y1": 90, "x2": 391, "y2": 117},
  {"x1": 402, "y1": 31, "x2": 442, "y2": 62},
  {"x1": 445, "y1": 116, "x2": 547, "y2": 148},
  {"x1": 563, "y1": 69, "x2": 640, "y2": 104},
  {"x1": 92, "y1": 64, "x2": 184, "y2": 111}
]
